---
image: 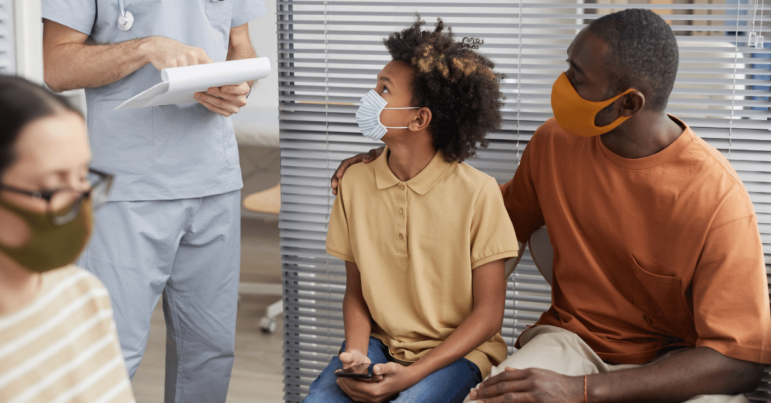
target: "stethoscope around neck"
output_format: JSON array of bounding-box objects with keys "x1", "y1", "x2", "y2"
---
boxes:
[
  {"x1": 117, "y1": 0, "x2": 134, "y2": 31},
  {"x1": 117, "y1": 0, "x2": 227, "y2": 31}
]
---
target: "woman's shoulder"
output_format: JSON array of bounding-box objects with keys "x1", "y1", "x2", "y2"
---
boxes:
[
  {"x1": 38, "y1": 266, "x2": 111, "y2": 311},
  {"x1": 43, "y1": 265, "x2": 107, "y2": 294},
  {"x1": 0, "y1": 266, "x2": 111, "y2": 332}
]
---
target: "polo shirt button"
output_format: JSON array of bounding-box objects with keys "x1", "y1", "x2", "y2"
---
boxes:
[
  {"x1": 399, "y1": 234, "x2": 404, "y2": 240},
  {"x1": 399, "y1": 208, "x2": 404, "y2": 215},
  {"x1": 399, "y1": 184, "x2": 405, "y2": 190}
]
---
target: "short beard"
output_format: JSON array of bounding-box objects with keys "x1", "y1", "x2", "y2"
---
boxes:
[{"x1": 594, "y1": 101, "x2": 617, "y2": 128}]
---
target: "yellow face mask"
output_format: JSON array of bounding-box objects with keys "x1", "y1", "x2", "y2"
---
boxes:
[{"x1": 550, "y1": 73, "x2": 636, "y2": 138}]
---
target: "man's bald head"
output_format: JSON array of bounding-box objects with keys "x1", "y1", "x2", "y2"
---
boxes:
[{"x1": 587, "y1": 9, "x2": 679, "y2": 112}]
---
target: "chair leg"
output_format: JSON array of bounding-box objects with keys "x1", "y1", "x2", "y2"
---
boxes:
[
  {"x1": 238, "y1": 282, "x2": 283, "y2": 333},
  {"x1": 260, "y1": 300, "x2": 283, "y2": 333}
]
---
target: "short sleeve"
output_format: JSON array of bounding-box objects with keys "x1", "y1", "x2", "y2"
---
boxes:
[
  {"x1": 470, "y1": 177, "x2": 520, "y2": 269},
  {"x1": 42, "y1": 0, "x2": 96, "y2": 36},
  {"x1": 692, "y1": 194, "x2": 771, "y2": 364},
  {"x1": 500, "y1": 136, "x2": 545, "y2": 244},
  {"x1": 231, "y1": 0, "x2": 267, "y2": 28},
  {"x1": 326, "y1": 180, "x2": 355, "y2": 263}
]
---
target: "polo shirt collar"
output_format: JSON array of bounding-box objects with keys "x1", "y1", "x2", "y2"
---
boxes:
[{"x1": 375, "y1": 146, "x2": 451, "y2": 195}]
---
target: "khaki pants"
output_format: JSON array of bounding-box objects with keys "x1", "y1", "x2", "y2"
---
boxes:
[{"x1": 465, "y1": 326, "x2": 748, "y2": 403}]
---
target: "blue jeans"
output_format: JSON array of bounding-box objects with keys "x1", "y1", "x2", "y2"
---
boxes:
[{"x1": 304, "y1": 337, "x2": 482, "y2": 403}]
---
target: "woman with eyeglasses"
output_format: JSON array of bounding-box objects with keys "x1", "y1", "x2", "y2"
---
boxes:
[{"x1": 0, "y1": 76, "x2": 134, "y2": 402}]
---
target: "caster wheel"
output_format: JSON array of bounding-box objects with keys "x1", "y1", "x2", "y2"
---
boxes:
[{"x1": 260, "y1": 317, "x2": 277, "y2": 333}]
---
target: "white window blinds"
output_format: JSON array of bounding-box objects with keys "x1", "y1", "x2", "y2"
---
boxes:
[
  {"x1": 0, "y1": 0, "x2": 15, "y2": 75},
  {"x1": 277, "y1": 1, "x2": 771, "y2": 401}
]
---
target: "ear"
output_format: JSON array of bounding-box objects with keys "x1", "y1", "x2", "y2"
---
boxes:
[
  {"x1": 408, "y1": 107, "x2": 432, "y2": 132},
  {"x1": 618, "y1": 91, "x2": 645, "y2": 117}
]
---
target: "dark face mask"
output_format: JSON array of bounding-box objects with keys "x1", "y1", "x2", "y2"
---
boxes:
[{"x1": 0, "y1": 197, "x2": 92, "y2": 273}]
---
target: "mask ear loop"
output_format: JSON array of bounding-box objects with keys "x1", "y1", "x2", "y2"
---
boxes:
[
  {"x1": 589, "y1": 87, "x2": 636, "y2": 131},
  {"x1": 381, "y1": 106, "x2": 420, "y2": 129},
  {"x1": 119, "y1": 0, "x2": 126, "y2": 17}
]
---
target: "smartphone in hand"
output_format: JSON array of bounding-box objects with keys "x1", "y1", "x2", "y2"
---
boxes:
[{"x1": 335, "y1": 363, "x2": 375, "y2": 379}]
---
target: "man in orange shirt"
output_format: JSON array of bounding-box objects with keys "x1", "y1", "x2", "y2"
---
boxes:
[{"x1": 332, "y1": 9, "x2": 770, "y2": 403}]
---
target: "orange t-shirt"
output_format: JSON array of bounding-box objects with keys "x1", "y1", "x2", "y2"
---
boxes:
[{"x1": 501, "y1": 116, "x2": 771, "y2": 365}]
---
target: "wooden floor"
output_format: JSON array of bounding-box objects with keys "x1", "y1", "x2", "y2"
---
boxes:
[{"x1": 130, "y1": 146, "x2": 285, "y2": 403}]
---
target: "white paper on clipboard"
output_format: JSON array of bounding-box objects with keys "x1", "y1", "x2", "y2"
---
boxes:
[{"x1": 114, "y1": 57, "x2": 271, "y2": 111}]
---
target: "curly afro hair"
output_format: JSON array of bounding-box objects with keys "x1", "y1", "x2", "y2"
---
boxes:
[{"x1": 384, "y1": 15, "x2": 503, "y2": 163}]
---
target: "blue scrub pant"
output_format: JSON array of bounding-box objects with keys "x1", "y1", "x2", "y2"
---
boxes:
[
  {"x1": 78, "y1": 190, "x2": 241, "y2": 403},
  {"x1": 304, "y1": 337, "x2": 482, "y2": 403}
]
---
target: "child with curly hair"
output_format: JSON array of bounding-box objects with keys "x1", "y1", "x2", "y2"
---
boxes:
[{"x1": 304, "y1": 16, "x2": 519, "y2": 403}]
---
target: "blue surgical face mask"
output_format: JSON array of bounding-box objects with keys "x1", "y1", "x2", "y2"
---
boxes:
[{"x1": 355, "y1": 90, "x2": 420, "y2": 141}]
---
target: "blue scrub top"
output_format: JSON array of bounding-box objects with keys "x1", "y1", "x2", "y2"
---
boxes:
[{"x1": 42, "y1": 0, "x2": 267, "y2": 201}]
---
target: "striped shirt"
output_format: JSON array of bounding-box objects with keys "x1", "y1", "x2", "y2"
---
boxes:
[{"x1": 0, "y1": 266, "x2": 135, "y2": 403}]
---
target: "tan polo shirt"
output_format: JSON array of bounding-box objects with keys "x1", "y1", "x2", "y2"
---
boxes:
[{"x1": 326, "y1": 147, "x2": 519, "y2": 377}]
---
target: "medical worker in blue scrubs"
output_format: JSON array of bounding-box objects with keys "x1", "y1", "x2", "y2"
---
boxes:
[{"x1": 41, "y1": 1, "x2": 266, "y2": 401}]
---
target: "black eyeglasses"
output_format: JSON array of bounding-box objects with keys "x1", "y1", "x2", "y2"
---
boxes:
[{"x1": 0, "y1": 168, "x2": 114, "y2": 225}]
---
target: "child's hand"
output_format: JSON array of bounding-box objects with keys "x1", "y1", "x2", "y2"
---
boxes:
[
  {"x1": 337, "y1": 362, "x2": 420, "y2": 402},
  {"x1": 339, "y1": 349, "x2": 371, "y2": 370}
]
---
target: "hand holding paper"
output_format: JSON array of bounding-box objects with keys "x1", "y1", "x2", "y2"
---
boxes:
[
  {"x1": 115, "y1": 57, "x2": 271, "y2": 111},
  {"x1": 195, "y1": 82, "x2": 251, "y2": 117}
]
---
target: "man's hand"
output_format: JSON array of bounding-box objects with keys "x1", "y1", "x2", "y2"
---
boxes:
[
  {"x1": 43, "y1": 20, "x2": 208, "y2": 92},
  {"x1": 195, "y1": 83, "x2": 251, "y2": 117},
  {"x1": 145, "y1": 37, "x2": 214, "y2": 70},
  {"x1": 337, "y1": 362, "x2": 419, "y2": 403},
  {"x1": 145, "y1": 36, "x2": 251, "y2": 117},
  {"x1": 468, "y1": 367, "x2": 583, "y2": 403},
  {"x1": 331, "y1": 147, "x2": 385, "y2": 196},
  {"x1": 146, "y1": 37, "x2": 253, "y2": 117}
]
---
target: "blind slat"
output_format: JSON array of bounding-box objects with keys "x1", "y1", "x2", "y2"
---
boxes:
[{"x1": 279, "y1": 2, "x2": 771, "y2": 401}]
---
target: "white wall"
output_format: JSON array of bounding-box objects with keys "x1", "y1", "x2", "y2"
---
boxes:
[
  {"x1": 232, "y1": 1, "x2": 279, "y2": 147},
  {"x1": 247, "y1": 1, "x2": 278, "y2": 113},
  {"x1": 11, "y1": 0, "x2": 43, "y2": 83}
]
